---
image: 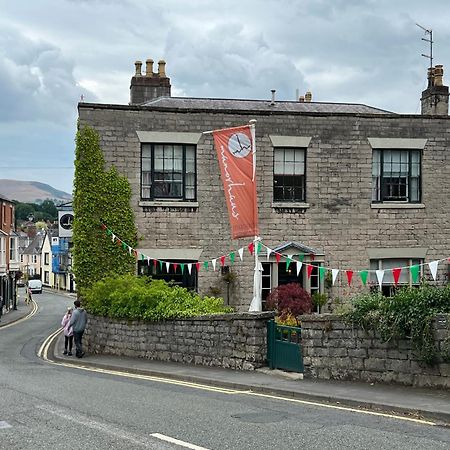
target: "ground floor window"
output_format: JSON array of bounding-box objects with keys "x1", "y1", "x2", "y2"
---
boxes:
[
  {"x1": 44, "y1": 271, "x2": 49, "y2": 284},
  {"x1": 369, "y1": 258, "x2": 423, "y2": 296},
  {"x1": 137, "y1": 260, "x2": 198, "y2": 291}
]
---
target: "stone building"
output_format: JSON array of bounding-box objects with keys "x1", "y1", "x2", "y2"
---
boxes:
[{"x1": 77, "y1": 59, "x2": 450, "y2": 310}]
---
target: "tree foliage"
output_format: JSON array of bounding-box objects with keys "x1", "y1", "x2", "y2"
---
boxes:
[
  {"x1": 73, "y1": 125, "x2": 137, "y2": 293},
  {"x1": 15, "y1": 200, "x2": 58, "y2": 222},
  {"x1": 266, "y1": 283, "x2": 313, "y2": 324}
]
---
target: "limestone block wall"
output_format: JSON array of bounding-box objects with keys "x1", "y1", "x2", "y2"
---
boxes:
[
  {"x1": 84, "y1": 312, "x2": 274, "y2": 370},
  {"x1": 301, "y1": 314, "x2": 450, "y2": 389}
]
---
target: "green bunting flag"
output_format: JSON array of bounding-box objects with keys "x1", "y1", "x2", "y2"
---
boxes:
[
  {"x1": 106, "y1": 229, "x2": 112, "y2": 236},
  {"x1": 229, "y1": 252, "x2": 235, "y2": 264},
  {"x1": 122, "y1": 242, "x2": 127, "y2": 250},
  {"x1": 141, "y1": 254, "x2": 145, "y2": 261},
  {"x1": 180, "y1": 263, "x2": 185, "y2": 273},
  {"x1": 256, "y1": 242, "x2": 262, "y2": 254},
  {"x1": 299, "y1": 254, "x2": 305, "y2": 262},
  {"x1": 410, "y1": 265, "x2": 420, "y2": 283},
  {"x1": 159, "y1": 260, "x2": 163, "y2": 271},
  {"x1": 203, "y1": 261, "x2": 209, "y2": 271},
  {"x1": 319, "y1": 266, "x2": 326, "y2": 281},
  {"x1": 286, "y1": 257, "x2": 292, "y2": 270},
  {"x1": 359, "y1": 270, "x2": 368, "y2": 285}
]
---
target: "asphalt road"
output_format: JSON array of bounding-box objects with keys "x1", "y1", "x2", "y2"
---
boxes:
[{"x1": 0, "y1": 290, "x2": 449, "y2": 450}]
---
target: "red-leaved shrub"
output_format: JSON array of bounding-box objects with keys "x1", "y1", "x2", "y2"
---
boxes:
[{"x1": 266, "y1": 283, "x2": 312, "y2": 323}]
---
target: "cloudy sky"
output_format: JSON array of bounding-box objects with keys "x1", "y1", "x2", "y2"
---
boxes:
[{"x1": 1, "y1": 0, "x2": 448, "y2": 194}]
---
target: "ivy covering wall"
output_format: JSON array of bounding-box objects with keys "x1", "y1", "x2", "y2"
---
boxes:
[{"x1": 73, "y1": 125, "x2": 137, "y2": 292}]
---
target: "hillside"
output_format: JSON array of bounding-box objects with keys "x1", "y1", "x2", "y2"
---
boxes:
[{"x1": 0, "y1": 179, "x2": 72, "y2": 204}]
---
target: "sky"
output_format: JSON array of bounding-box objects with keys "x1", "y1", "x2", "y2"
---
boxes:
[{"x1": 1, "y1": 0, "x2": 449, "y2": 194}]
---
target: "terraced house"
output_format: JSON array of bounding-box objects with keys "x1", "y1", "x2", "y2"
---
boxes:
[
  {"x1": 77, "y1": 60, "x2": 450, "y2": 310},
  {"x1": 0, "y1": 195, "x2": 19, "y2": 310}
]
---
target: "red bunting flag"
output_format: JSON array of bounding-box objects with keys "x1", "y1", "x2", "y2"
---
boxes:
[
  {"x1": 116, "y1": 239, "x2": 122, "y2": 246},
  {"x1": 173, "y1": 263, "x2": 178, "y2": 272},
  {"x1": 307, "y1": 264, "x2": 314, "y2": 279},
  {"x1": 153, "y1": 259, "x2": 157, "y2": 268},
  {"x1": 310, "y1": 253, "x2": 315, "y2": 261},
  {"x1": 195, "y1": 262, "x2": 200, "y2": 272},
  {"x1": 392, "y1": 268, "x2": 402, "y2": 285},
  {"x1": 101, "y1": 224, "x2": 107, "y2": 230},
  {"x1": 275, "y1": 252, "x2": 281, "y2": 264},
  {"x1": 220, "y1": 255, "x2": 226, "y2": 266},
  {"x1": 346, "y1": 270, "x2": 354, "y2": 286},
  {"x1": 134, "y1": 250, "x2": 138, "y2": 259},
  {"x1": 248, "y1": 242, "x2": 254, "y2": 255}
]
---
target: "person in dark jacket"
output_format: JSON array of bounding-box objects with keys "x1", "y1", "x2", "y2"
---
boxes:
[{"x1": 69, "y1": 300, "x2": 88, "y2": 358}]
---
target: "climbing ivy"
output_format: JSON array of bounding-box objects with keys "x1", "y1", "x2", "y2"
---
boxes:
[{"x1": 73, "y1": 125, "x2": 137, "y2": 293}]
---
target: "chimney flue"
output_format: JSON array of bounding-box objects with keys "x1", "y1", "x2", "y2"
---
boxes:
[
  {"x1": 146, "y1": 59, "x2": 154, "y2": 77},
  {"x1": 134, "y1": 60, "x2": 142, "y2": 76},
  {"x1": 434, "y1": 64, "x2": 444, "y2": 86},
  {"x1": 271, "y1": 89, "x2": 276, "y2": 105}
]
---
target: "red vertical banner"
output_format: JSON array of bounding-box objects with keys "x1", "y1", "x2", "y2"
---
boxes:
[{"x1": 212, "y1": 124, "x2": 259, "y2": 239}]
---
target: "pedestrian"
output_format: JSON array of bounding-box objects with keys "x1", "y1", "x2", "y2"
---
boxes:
[
  {"x1": 69, "y1": 300, "x2": 88, "y2": 358},
  {"x1": 61, "y1": 307, "x2": 74, "y2": 356},
  {"x1": 26, "y1": 287, "x2": 33, "y2": 305},
  {"x1": 0, "y1": 296, "x2": 3, "y2": 322}
]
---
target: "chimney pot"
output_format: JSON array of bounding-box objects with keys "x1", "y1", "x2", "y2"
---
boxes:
[
  {"x1": 271, "y1": 89, "x2": 276, "y2": 105},
  {"x1": 305, "y1": 91, "x2": 312, "y2": 102},
  {"x1": 299, "y1": 96, "x2": 305, "y2": 102},
  {"x1": 145, "y1": 59, "x2": 154, "y2": 77},
  {"x1": 134, "y1": 60, "x2": 142, "y2": 76},
  {"x1": 158, "y1": 60, "x2": 166, "y2": 77},
  {"x1": 435, "y1": 64, "x2": 444, "y2": 86}
]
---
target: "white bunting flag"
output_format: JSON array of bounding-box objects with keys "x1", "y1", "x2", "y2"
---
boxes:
[
  {"x1": 238, "y1": 248, "x2": 244, "y2": 261},
  {"x1": 165, "y1": 262, "x2": 170, "y2": 272},
  {"x1": 376, "y1": 269, "x2": 385, "y2": 288},
  {"x1": 147, "y1": 256, "x2": 151, "y2": 265},
  {"x1": 187, "y1": 263, "x2": 192, "y2": 275},
  {"x1": 212, "y1": 259, "x2": 217, "y2": 271},
  {"x1": 332, "y1": 269, "x2": 339, "y2": 285},
  {"x1": 296, "y1": 261, "x2": 303, "y2": 276},
  {"x1": 266, "y1": 247, "x2": 272, "y2": 261},
  {"x1": 128, "y1": 246, "x2": 132, "y2": 255},
  {"x1": 428, "y1": 260, "x2": 439, "y2": 280},
  {"x1": 111, "y1": 234, "x2": 116, "y2": 242}
]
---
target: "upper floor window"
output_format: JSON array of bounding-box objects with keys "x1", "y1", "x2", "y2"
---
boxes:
[
  {"x1": 141, "y1": 144, "x2": 196, "y2": 201},
  {"x1": 0, "y1": 237, "x2": 5, "y2": 265},
  {"x1": 273, "y1": 147, "x2": 306, "y2": 202},
  {"x1": 44, "y1": 253, "x2": 49, "y2": 265},
  {"x1": 9, "y1": 237, "x2": 17, "y2": 261},
  {"x1": 372, "y1": 149, "x2": 421, "y2": 203}
]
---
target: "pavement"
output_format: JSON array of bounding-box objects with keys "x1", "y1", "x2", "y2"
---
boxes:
[
  {"x1": 0, "y1": 298, "x2": 33, "y2": 327},
  {"x1": 4, "y1": 293, "x2": 450, "y2": 426}
]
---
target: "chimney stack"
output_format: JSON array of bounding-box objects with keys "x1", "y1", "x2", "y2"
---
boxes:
[
  {"x1": 130, "y1": 57, "x2": 171, "y2": 104},
  {"x1": 421, "y1": 65, "x2": 449, "y2": 115},
  {"x1": 305, "y1": 91, "x2": 312, "y2": 102}
]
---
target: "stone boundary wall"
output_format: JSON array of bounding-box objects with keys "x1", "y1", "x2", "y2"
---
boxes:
[
  {"x1": 301, "y1": 314, "x2": 450, "y2": 389},
  {"x1": 84, "y1": 312, "x2": 274, "y2": 370}
]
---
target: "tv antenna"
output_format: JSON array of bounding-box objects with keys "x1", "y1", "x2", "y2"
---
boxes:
[{"x1": 416, "y1": 23, "x2": 433, "y2": 69}]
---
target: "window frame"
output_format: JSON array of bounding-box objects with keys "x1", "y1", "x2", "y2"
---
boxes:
[
  {"x1": 141, "y1": 143, "x2": 197, "y2": 201},
  {"x1": 372, "y1": 149, "x2": 422, "y2": 203},
  {"x1": 273, "y1": 147, "x2": 307, "y2": 203}
]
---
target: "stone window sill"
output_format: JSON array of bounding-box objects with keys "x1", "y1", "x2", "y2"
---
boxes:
[
  {"x1": 272, "y1": 202, "x2": 310, "y2": 212},
  {"x1": 371, "y1": 203, "x2": 425, "y2": 209},
  {"x1": 139, "y1": 200, "x2": 199, "y2": 209}
]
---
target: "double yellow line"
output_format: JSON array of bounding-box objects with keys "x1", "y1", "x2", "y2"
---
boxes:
[
  {"x1": 37, "y1": 329, "x2": 439, "y2": 426},
  {"x1": 0, "y1": 299, "x2": 38, "y2": 330}
]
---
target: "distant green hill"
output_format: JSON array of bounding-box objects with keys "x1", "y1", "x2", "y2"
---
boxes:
[{"x1": 0, "y1": 179, "x2": 72, "y2": 204}]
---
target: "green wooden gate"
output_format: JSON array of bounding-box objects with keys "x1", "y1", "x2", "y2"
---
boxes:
[{"x1": 267, "y1": 320, "x2": 303, "y2": 372}]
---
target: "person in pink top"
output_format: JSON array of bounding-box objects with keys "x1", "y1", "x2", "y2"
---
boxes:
[{"x1": 61, "y1": 307, "x2": 74, "y2": 356}]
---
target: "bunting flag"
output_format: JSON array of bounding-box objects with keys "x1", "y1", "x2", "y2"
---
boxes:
[
  {"x1": 346, "y1": 270, "x2": 354, "y2": 286},
  {"x1": 392, "y1": 268, "x2": 402, "y2": 285},
  {"x1": 359, "y1": 270, "x2": 368, "y2": 285},
  {"x1": 332, "y1": 269, "x2": 339, "y2": 285},
  {"x1": 101, "y1": 224, "x2": 449, "y2": 291},
  {"x1": 410, "y1": 265, "x2": 420, "y2": 283},
  {"x1": 319, "y1": 266, "x2": 326, "y2": 281},
  {"x1": 187, "y1": 263, "x2": 192, "y2": 275},
  {"x1": 211, "y1": 124, "x2": 259, "y2": 239},
  {"x1": 376, "y1": 269, "x2": 385, "y2": 288},
  {"x1": 428, "y1": 260, "x2": 439, "y2": 281}
]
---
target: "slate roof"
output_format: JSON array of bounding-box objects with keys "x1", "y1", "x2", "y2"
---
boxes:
[
  {"x1": 141, "y1": 97, "x2": 392, "y2": 115},
  {"x1": 272, "y1": 241, "x2": 324, "y2": 256}
]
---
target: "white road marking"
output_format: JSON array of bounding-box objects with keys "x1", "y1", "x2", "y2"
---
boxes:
[
  {"x1": 0, "y1": 421, "x2": 12, "y2": 429},
  {"x1": 151, "y1": 433, "x2": 210, "y2": 450},
  {"x1": 39, "y1": 329, "x2": 438, "y2": 427},
  {"x1": 0, "y1": 300, "x2": 38, "y2": 330},
  {"x1": 36, "y1": 405, "x2": 164, "y2": 449}
]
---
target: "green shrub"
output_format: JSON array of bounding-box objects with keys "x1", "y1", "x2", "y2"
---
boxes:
[
  {"x1": 345, "y1": 285, "x2": 450, "y2": 365},
  {"x1": 83, "y1": 274, "x2": 233, "y2": 320}
]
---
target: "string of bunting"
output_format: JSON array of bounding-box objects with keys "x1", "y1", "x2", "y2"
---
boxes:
[{"x1": 100, "y1": 224, "x2": 450, "y2": 288}]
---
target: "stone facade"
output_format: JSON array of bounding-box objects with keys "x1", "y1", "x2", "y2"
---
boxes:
[
  {"x1": 77, "y1": 63, "x2": 450, "y2": 311},
  {"x1": 301, "y1": 314, "x2": 450, "y2": 389},
  {"x1": 84, "y1": 312, "x2": 274, "y2": 370}
]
